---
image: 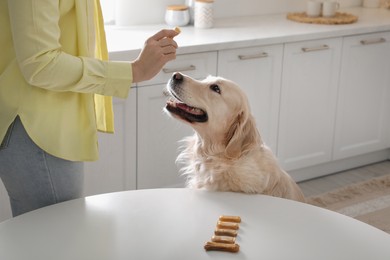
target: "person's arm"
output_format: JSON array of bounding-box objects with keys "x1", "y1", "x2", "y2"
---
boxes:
[{"x1": 7, "y1": 0, "x2": 178, "y2": 98}]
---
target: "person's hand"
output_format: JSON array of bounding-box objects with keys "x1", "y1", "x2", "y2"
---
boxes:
[{"x1": 132, "y1": 29, "x2": 179, "y2": 83}]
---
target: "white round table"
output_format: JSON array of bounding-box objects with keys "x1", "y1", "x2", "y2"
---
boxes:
[{"x1": 0, "y1": 188, "x2": 389, "y2": 260}]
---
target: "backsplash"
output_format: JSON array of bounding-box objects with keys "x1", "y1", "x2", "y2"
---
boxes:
[
  {"x1": 214, "y1": 0, "x2": 362, "y2": 18},
  {"x1": 113, "y1": 0, "x2": 363, "y2": 26}
]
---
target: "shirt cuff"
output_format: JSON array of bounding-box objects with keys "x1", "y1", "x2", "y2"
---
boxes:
[{"x1": 105, "y1": 61, "x2": 133, "y2": 98}]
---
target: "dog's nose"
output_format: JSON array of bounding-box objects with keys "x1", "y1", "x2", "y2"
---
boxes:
[{"x1": 172, "y1": 72, "x2": 184, "y2": 83}]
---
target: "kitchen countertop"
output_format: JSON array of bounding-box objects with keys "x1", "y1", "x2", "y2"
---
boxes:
[{"x1": 106, "y1": 7, "x2": 390, "y2": 59}]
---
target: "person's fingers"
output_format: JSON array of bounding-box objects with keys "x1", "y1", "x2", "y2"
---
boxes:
[
  {"x1": 150, "y1": 29, "x2": 179, "y2": 41},
  {"x1": 161, "y1": 45, "x2": 177, "y2": 55},
  {"x1": 132, "y1": 29, "x2": 180, "y2": 83},
  {"x1": 159, "y1": 38, "x2": 178, "y2": 48},
  {"x1": 162, "y1": 52, "x2": 176, "y2": 63}
]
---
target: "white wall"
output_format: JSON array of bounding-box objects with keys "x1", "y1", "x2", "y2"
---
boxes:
[
  {"x1": 215, "y1": 0, "x2": 363, "y2": 18},
  {"x1": 110, "y1": 0, "x2": 363, "y2": 26}
]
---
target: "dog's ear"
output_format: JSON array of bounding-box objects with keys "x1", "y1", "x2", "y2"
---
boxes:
[{"x1": 224, "y1": 112, "x2": 260, "y2": 159}]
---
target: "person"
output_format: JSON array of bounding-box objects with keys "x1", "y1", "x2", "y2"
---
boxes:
[{"x1": 0, "y1": 0, "x2": 179, "y2": 217}]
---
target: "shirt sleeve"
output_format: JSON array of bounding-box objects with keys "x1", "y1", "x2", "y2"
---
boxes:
[{"x1": 7, "y1": 0, "x2": 132, "y2": 98}]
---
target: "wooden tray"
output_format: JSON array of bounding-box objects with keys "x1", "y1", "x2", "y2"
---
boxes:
[{"x1": 287, "y1": 12, "x2": 358, "y2": 25}]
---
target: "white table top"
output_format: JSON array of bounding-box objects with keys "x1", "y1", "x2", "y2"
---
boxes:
[{"x1": 0, "y1": 188, "x2": 389, "y2": 260}]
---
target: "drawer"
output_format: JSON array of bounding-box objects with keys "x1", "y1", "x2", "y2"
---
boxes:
[
  {"x1": 343, "y1": 31, "x2": 390, "y2": 47},
  {"x1": 137, "y1": 51, "x2": 218, "y2": 86}
]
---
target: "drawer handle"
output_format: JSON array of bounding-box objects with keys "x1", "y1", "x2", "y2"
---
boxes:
[
  {"x1": 162, "y1": 65, "x2": 196, "y2": 74},
  {"x1": 238, "y1": 52, "x2": 268, "y2": 60},
  {"x1": 301, "y1": 45, "x2": 330, "y2": 52},
  {"x1": 360, "y1": 38, "x2": 386, "y2": 45}
]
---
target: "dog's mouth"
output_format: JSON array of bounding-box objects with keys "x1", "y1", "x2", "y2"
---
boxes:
[{"x1": 165, "y1": 91, "x2": 208, "y2": 123}]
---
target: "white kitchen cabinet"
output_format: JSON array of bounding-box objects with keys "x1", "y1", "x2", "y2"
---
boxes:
[
  {"x1": 137, "y1": 52, "x2": 218, "y2": 189},
  {"x1": 278, "y1": 38, "x2": 342, "y2": 171},
  {"x1": 82, "y1": 48, "x2": 140, "y2": 197},
  {"x1": 83, "y1": 93, "x2": 137, "y2": 196},
  {"x1": 217, "y1": 44, "x2": 283, "y2": 152},
  {"x1": 137, "y1": 84, "x2": 192, "y2": 189},
  {"x1": 333, "y1": 32, "x2": 390, "y2": 160}
]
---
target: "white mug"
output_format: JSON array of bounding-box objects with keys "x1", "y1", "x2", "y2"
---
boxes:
[
  {"x1": 322, "y1": 1, "x2": 340, "y2": 17},
  {"x1": 306, "y1": 0, "x2": 322, "y2": 17}
]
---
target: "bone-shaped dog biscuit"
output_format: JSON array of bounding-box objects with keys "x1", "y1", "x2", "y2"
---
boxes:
[
  {"x1": 217, "y1": 221, "x2": 239, "y2": 230},
  {"x1": 219, "y1": 215, "x2": 241, "y2": 223},
  {"x1": 211, "y1": 235, "x2": 236, "y2": 244},
  {"x1": 205, "y1": 215, "x2": 241, "y2": 253},
  {"x1": 214, "y1": 228, "x2": 238, "y2": 237},
  {"x1": 204, "y1": 241, "x2": 240, "y2": 253}
]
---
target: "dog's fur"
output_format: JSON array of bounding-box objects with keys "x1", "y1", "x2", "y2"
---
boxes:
[{"x1": 165, "y1": 73, "x2": 305, "y2": 202}]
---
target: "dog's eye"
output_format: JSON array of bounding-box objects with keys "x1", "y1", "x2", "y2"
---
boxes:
[{"x1": 210, "y1": 84, "x2": 221, "y2": 94}]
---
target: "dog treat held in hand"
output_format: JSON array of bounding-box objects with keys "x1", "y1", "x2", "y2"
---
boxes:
[
  {"x1": 217, "y1": 221, "x2": 239, "y2": 230},
  {"x1": 214, "y1": 228, "x2": 238, "y2": 237},
  {"x1": 174, "y1": 26, "x2": 181, "y2": 33},
  {"x1": 204, "y1": 241, "x2": 240, "y2": 253},
  {"x1": 211, "y1": 235, "x2": 236, "y2": 244},
  {"x1": 219, "y1": 215, "x2": 241, "y2": 223}
]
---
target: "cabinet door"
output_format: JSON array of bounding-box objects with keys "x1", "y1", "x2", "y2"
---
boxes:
[
  {"x1": 84, "y1": 93, "x2": 137, "y2": 195},
  {"x1": 218, "y1": 45, "x2": 283, "y2": 152},
  {"x1": 137, "y1": 84, "x2": 193, "y2": 189},
  {"x1": 278, "y1": 38, "x2": 342, "y2": 171},
  {"x1": 137, "y1": 52, "x2": 217, "y2": 189},
  {"x1": 333, "y1": 32, "x2": 390, "y2": 159}
]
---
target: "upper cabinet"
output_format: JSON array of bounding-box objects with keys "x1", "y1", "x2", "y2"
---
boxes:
[
  {"x1": 278, "y1": 38, "x2": 343, "y2": 171},
  {"x1": 333, "y1": 32, "x2": 390, "y2": 160},
  {"x1": 218, "y1": 45, "x2": 283, "y2": 152}
]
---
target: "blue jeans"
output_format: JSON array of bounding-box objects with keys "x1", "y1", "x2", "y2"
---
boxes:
[{"x1": 0, "y1": 117, "x2": 84, "y2": 217}]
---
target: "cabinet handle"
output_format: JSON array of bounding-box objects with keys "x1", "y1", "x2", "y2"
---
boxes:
[
  {"x1": 162, "y1": 65, "x2": 196, "y2": 74},
  {"x1": 360, "y1": 38, "x2": 386, "y2": 45},
  {"x1": 301, "y1": 45, "x2": 330, "y2": 52},
  {"x1": 238, "y1": 52, "x2": 269, "y2": 60}
]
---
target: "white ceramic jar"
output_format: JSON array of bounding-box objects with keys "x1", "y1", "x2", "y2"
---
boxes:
[
  {"x1": 194, "y1": 0, "x2": 214, "y2": 29},
  {"x1": 165, "y1": 5, "x2": 190, "y2": 27}
]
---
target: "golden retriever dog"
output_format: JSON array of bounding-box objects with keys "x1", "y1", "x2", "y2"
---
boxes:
[{"x1": 164, "y1": 72, "x2": 305, "y2": 202}]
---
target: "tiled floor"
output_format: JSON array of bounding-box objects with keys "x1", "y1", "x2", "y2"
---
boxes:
[{"x1": 298, "y1": 160, "x2": 390, "y2": 197}]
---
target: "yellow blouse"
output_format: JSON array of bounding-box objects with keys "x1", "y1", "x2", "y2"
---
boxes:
[{"x1": 0, "y1": 0, "x2": 133, "y2": 161}]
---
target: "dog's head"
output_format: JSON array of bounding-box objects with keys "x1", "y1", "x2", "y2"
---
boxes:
[{"x1": 165, "y1": 73, "x2": 260, "y2": 158}]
